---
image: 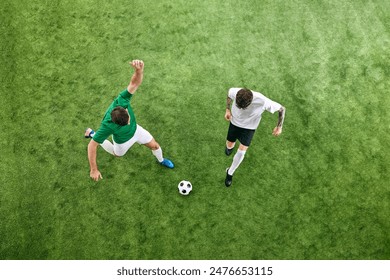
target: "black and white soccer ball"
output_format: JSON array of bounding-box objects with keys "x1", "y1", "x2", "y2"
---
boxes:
[{"x1": 178, "y1": 180, "x2": 192, "y2": 196}]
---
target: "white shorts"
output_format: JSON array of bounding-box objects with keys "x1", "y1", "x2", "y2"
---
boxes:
[{"x1": 113, "y1": 124, "x2": 153, "y2": 156}]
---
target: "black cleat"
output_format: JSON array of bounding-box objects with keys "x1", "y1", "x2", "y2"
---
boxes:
[
  {"x1": 225, "y1": 168, "x2": 233, "y2": 187},
  {"x1": 225, "y1": 147, "x2": 234, "y2": 156}
]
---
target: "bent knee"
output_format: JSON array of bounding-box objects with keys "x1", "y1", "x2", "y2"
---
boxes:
[
  {"x1": 151, "y1": 143, "x2": 160, "y2": 150},
  {"x1": 238, "y1": 144, "x2": 249, "y2": 151},
  {"x1": 145, "y1": 139, "x2": 160, "y2": 150}
]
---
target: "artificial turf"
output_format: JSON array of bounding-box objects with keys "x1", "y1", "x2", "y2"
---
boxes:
[{"x1": 0, "y1": 0, "x2": 389, "y2": 259}]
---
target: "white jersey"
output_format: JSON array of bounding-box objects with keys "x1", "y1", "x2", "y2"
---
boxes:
[{"x1": 228, "y1": 88, "x2": 282, "y2": 130}]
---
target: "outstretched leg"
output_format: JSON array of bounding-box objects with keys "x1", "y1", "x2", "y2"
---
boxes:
[
  {"x1": 144, "y1": 138, "x2": 162, "y2": 161},
  {"x1": 144, "y1": 139, "x2": 174, "y2": 169}
]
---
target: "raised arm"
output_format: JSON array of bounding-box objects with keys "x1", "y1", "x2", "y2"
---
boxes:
[
  {"x1": 272, "y1": 106, "x2": 286, "y2": 136},
  {"x1": 127, "y1": 59, "x2": 144, "y2": 94}
]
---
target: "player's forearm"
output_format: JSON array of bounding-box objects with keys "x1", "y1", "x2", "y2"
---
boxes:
[
  {"x1": 277, "y1": 106, "x2": 286, "y2": 128},
  {"x1": 88, "y1": 141, "x2": 99, "y2": 171},
  {"x1": 127, "y1": 60, "x2": 144, "y2": 93},
  {"x1": 129, "y1": 69, "x2": 143, "y2": 88},
  {"x1": 226, "y1": 97, "x2": 233, "y2": 110}
]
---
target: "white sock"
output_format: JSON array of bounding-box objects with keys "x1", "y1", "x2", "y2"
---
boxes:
[
  {"x1": 152, "y1": 147, "x2": 163, "y2": 162},
  {"x1": 100, "y1": 140, "x2": 115, "y2": 155},
  {"x1": 228, "y1": 149, "x2": 246, "y2": 175}
]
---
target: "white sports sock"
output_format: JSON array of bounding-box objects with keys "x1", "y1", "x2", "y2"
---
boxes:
[
  {"x1": 228, "y1": 149, "x2": 246, "y2": 175},
  {"x1": 100, "y1": 140, "x2": 115, "y2": 155},
  {"x1": 152, "y1": 147, "x2": 164, "y2": 162}
]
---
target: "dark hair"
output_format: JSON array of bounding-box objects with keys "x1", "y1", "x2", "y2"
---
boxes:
[
  {"x1": 236, "y1": 88, "x2": 253, "y2": 109},
  {"x1": 111, "y1": 106, "x2": 129, "y2": 126}
]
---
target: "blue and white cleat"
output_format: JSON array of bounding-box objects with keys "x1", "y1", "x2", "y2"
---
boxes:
[
  {"x1": 84, "y1": 128, "x2": 95, "y2": 138},
  {"x1": 160, "y1": 158, "x2": 174, "y2": 169}
]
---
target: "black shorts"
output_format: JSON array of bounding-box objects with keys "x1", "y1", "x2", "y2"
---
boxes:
[{"x1": 226, "y1": 122, "x2": 256, "y2": 147}]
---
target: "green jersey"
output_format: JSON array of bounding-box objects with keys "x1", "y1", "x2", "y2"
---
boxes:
[{"x1": 92, "y1": 89, "x2": 137, "y2": 144}]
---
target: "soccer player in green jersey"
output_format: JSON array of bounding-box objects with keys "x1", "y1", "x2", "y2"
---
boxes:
[{"x1": 85, "y1": 60, "x2": 174, "y2": 181}]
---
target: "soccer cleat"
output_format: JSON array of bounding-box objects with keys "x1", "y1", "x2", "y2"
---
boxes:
[
  {"x1": 225, "y1": 146, "x2": 234, "y2": 156},
  {"x1": 160, "y1": 158, "x2": 174, "y2": 169},
  {"x1": 225, "y1": 168, "x2": 233, "y2": 187},
  {"x1": 84, "y1": 128, "x2": 95, "y2": 138}
]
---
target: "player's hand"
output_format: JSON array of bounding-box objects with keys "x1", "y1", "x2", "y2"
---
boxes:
[
  {"x1": 272, "y1": 127, "x2": 282, "y2": 137},
  {"x1": 90, "y1": 169, "x2": 103, "y2": 181},
  {"x1": 130, "y1": 60, "x2": 144, "y2": 71},
  {"x1": 225, "y1": 109, "x2": 232, "y2": 121}
]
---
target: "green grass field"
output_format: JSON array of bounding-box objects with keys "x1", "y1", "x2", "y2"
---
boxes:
[{"x1": 1, "y1": 0, "x2": 389, "y2": 260}]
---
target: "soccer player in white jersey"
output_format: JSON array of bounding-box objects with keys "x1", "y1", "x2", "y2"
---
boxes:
[{"x1": 224, "y1": 88, "x2": 286, "y2": 187}]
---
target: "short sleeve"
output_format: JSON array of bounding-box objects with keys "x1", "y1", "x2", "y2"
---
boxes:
[
  {"x1": 117, "y1": 89, "x2": 133, "y2": 105},
  {"x1": 92, "y1": 124, "x2": 114, "y2": 144},
  {"x1": 228, "y1": 88, "x2": 240, "y2": 100},
  {"x1": 264, "y1": 98, "x2": 282, "y2": 114}
]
